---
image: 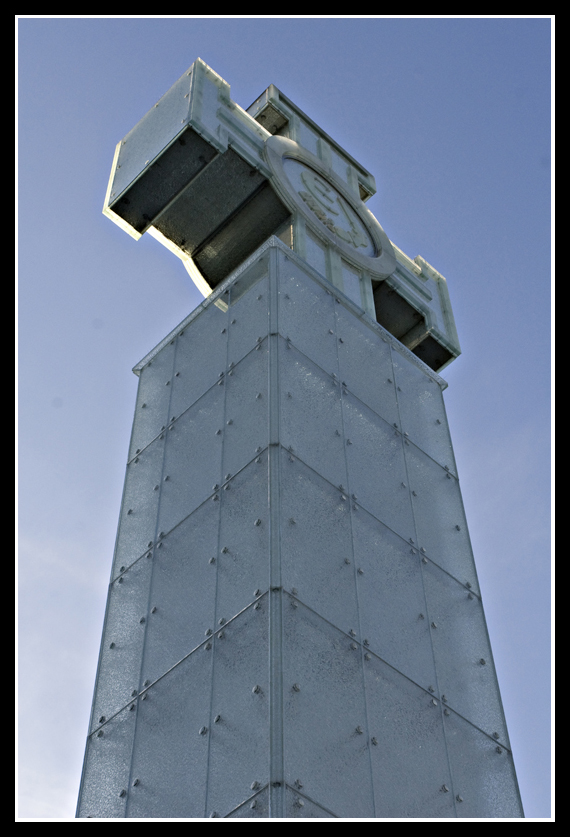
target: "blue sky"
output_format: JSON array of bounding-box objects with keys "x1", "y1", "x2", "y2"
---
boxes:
[{"x1": 17, "y1": 17, "x2": 552, "y2": 820}]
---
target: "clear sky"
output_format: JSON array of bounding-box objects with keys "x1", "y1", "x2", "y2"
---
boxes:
[{"x1": 17, "y1": 16, "x2": 552, "y2": 820}]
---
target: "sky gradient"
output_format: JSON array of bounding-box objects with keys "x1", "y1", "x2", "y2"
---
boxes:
[{"x1": 17, "y1": 16, "x2": 552, "y2": 820}]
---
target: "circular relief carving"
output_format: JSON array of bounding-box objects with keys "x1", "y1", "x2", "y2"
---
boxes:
[
  {"x1": 264, "y1": 135, "x2": 395, "y2": 279},
  {"x1": 283, "y1": 158, "x2": 375, "y2": 257}
]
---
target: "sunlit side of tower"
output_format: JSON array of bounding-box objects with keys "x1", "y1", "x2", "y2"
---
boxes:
[{"x1": 76, "y1": 60, "x2": 523, "y2": 818}]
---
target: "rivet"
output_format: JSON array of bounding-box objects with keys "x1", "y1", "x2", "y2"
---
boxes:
[
  {"x1": 436, "y1": 419, "x2": 442, "y2": 424},
  {"x1": 97, "y1": 730, "x2": 103, "y2": 737},
  {"x1": 412, "y1": 490, "x2": 417, "y2": 497},
  {"x1": 214, "y1": 714, "x2": 221, "y2": 723},
  {"x1": 422, "y1": 557, "x2": 428, "y2": 564},
  {"x1": 493, "y1": 732, "x2": 500, "y2": 739},
  {"x1": 253, "y1": 685, "x2": 261, "y2": 694},
  {"x1": 329, "y1": 329, "x2": 334, "y2": 334},
  {"x1": 393, "y1": 423, "x2": 398, "y2": 428},
  {"x1": 419, "y1": 613, "x2": 425, "y2": 619},
  {"x1": 409, "y1": 538, "x2": 414, "y2": 544},
  {"x1": 205, "y1": 642, "x2": 212, "y2": 650},
  {"x1": 250, "y1": 800, "x2": 257, "y2": 809},
  {"x1": 496, "y1": 746, "x2": 503, "y2": 754},
  {"x1": 257, "y1": 294, "x2": 263, "y2": 300},
  {"x1": 363, "y1": 638, "x2": 369, "y2": 646},
  {"x1": 141, "y1": 694, "x2": 147, "y2": 701},
  {"x1": 397, "y1": 386, "x2": 402, "y2": 391},
  {"x1": 355, "y1": 726, "x2": 363, "y2": 734},
  {"x1": 255, "y1": 518, "x2": 262, "y2": 526},
  {"x1": 218, "y1": 630, "x2": 225, "y2": 638},
  {"x1": 256, "y1": 392, "x2": 262, "y2": 399},
  {"x1": 480, "y1": 658, "x2": 486, "y2": 665},
  {"x1": 219, "y1": 618, "x2": 226, "y2": 626},
  {"x1": 357, "y1": 568, "x2": 364, "y2": 575},
  {"x1": 444, "y1": 709, "x2": 450, "y2": 716},
  {"x1": 109, "y1": 642, "x2": 115, "y2": 648},
  {"x1": 455, "y1": 524, "x2": 461, "y2": 531},
  {"x1": 446, "y1": 472, "x2": 452, "y2": 478},
  {"x1": 344, "y1": 558, "x2": 351, "y2": 564},
  {"x1": 153, "y1": 485, "x2": 159, "y2": 491},
  {"x1": 164, "y1": 475, "x2": 169, "y2": 481},
  {"x1": 431, "y1": 622, "x2": 437, "y2": 628},
  {"x1": 441, "y1": 784, "x2": 449, "y2": 793},
  {"x1": 294, "y1": 779, "x2": 303, "y2": 789},
  {"x1": 467, "y1": 593, "x2": 473, "y2": 599},
  {"x1": 289, "y1": 517, "x2": 296, "y2": 524},
  {"x1": 428, "y1": 686, "x2": 435, "y2": 692},
  {"x1": 350, "y1": 642, "x2": 358, "y2": 650},
  {"x1": 222, "y1": 547, "x2": 229, "y2": 553},
  {"x1": 371, "y1": 737, "x2": 378, "y2": 745},
  {"x1": 456, "y1": 795, "x2": 463, "y2": 802},
  {"x1": 349, "y1": 629, "x2": 356, "y2": 636},
  {"x1": 292, "y1": 683, "x2": 300, "y2": 692},
  {"x1": 209, "y1": 557, "x2": 215, "y2": 564},
  {"x1": 346, "y1": 439, "x2": 352, "y2": 445},
  {"x1": 227, "y1": 419, "x2": 233, "y2": 425},
  {"x1": 387, "y1": 378, "x2": 392, "y2": 383},
  {"x1": 140, "y1": 617, "x2": 145, "y2": 624},
  {"x1": 339, "y1": 337, "x2": 344, "y2": 343},
  {"x1": 251, "y1": 781, "x2": 260, "y2": 790},
  {"x1": 364, "y1": 653, "x2": 371, "y2": 661},
  {"x1": 231, "y1": 319, "x2": 236, "y2": 324},
  {"x1": 151, "y1": 606, "x2": 157, "y2": 613},
  {"x1": 119, "y1": 789, "x2": 126, "y2": 797},
  {"x1": 131, "y1": 690, "x2": 138, "y2": 697},
  {"x1": 466, "y1": 581, "x2": 472, "y2": 588},
  {"x1": 175, "y1": 371, "x2": 180, "y2": 376},
  {"x1": 255, "y1": 589, "x2": 262, "y2": 596},
  {"x1": 432, "y1": 699, "x2": 438, "y2": 706},
  {"x1": 129, "y1": 703, "x2": 135, "y2": 711},
  {"x1": 295, "y1": 799, "x2": 304, "y2": 808},
  {"x1": 199, "y1": 726, "x2": 208, "y2": 735},
  {"x1": 117, "y1": 577, "x2": 123, "y2": 584},
  {"x1": 141, "y1": 403, "x2": 146, "y2": 408},
  {"x1": 165, "y1": 380, "x2": 170, "y2": 386}
]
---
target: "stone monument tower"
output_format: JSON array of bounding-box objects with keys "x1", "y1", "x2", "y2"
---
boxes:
[{"x1": 76, "y1": 59, "x2": 523, "y2": 818}]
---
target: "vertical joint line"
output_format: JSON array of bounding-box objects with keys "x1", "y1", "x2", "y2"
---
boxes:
[{"x1": 268, "y1": 247, "x2": 284, "y2": 818}]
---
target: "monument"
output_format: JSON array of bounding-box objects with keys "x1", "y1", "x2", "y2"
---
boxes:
[{"x1": 76, "y1": 59, "x2": 524, "y2": 818}]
